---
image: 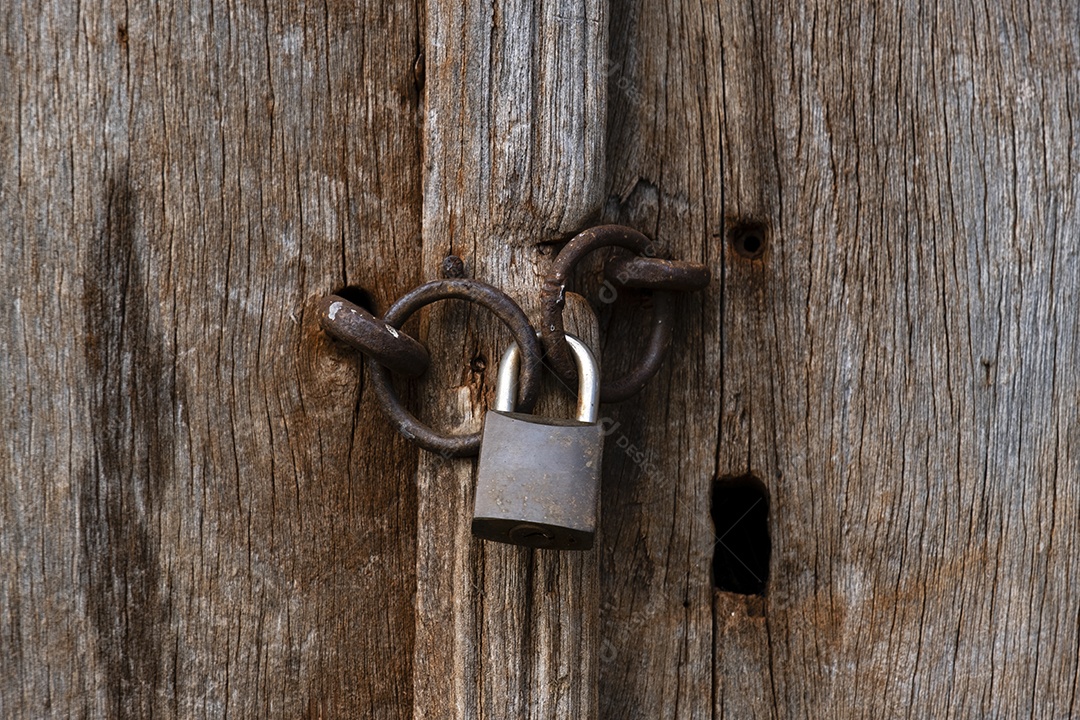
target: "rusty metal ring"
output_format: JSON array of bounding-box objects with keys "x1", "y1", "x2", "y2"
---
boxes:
[
  {"x1": 368, "y1": 279, "x2": 543, "y2": 458},
  {"x1": 541, "y1": 225, "x2": 674, "y2": 403}
]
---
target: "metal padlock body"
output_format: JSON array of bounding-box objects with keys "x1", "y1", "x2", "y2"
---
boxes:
[{"x1": 473, "y1": 334, "x2": 602, "y2": 551}]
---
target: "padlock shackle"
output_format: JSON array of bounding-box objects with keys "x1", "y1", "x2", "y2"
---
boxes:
[{"x1": 494, "y1": 333, "x2": 600, "y2": 423}]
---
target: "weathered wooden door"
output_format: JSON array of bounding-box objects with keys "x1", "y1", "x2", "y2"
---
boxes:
[{"x1": 4, "y1": 0, "x2": 1079, "y2": 717}]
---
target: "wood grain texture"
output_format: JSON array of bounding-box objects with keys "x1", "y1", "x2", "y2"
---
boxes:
[
  {"x1": 6, "y1": 0, "x2": 1079, "y2": 716},
  {"x1": 1, "y1": 0, "x2": 423, "y2": 716},
  {"x1": 601, "y1": 0, "x2": 1080, "y2": 717},
  {"x1": 415, "y1": 0, "x2": 607, "y2": 716}
]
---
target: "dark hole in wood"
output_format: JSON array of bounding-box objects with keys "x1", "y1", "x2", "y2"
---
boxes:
[
  {"x1": 727, "y1": 219, "x2": 769, "y2": 260},
  {"x1": 712, "y1": 474, "x2": 770, "y2": 595},
  {"x1": 334, "y1": 285, "x2": 377, "y2": 314},
  {"x1": 741, "y1": 234, "x2": 762, "y2": 254}
]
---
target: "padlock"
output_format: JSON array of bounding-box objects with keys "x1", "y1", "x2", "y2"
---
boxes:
[{"x1": 472, "y1": 333, "x2": 602, "y2": 551}]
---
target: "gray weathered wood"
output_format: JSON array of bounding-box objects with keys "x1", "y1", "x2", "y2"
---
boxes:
[
  {"x1": 415, "y1": 0, "x2": 607, "y2": 716},
  {"x1": 602, "y1": 0, "x2": 1080, "y2": 717},
  {"x1": 6, "y1": 0, "x2": 1080, "y2": 717},
  {"x1": 1, "y1": 1, "x2": 423, "y2": 715}
]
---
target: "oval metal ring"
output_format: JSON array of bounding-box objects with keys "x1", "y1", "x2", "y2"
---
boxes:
[
  {"x1": 368, "y1": 278, "x2": 543, "y2": 458},
  {"x1": 540, "y1": 225, "x2": 674, "y2": 403}
]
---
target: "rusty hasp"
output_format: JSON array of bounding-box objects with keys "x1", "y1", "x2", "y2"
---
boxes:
[
  {"x1": 542, "y1": 224, "x2": 696, "y2": 403},
  {"x1": 368, "y1": 278, "x2": 544, "y2": 458},
  {"x1": 604, "y1": 255, "x2": 711, "y2": 291},
  {"x1": 317, "y1": 294, "x2": 430, "y2": 378}
]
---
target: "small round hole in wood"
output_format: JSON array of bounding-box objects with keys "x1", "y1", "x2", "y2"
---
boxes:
[{"x1": 727, "y1": 219, "x2": 769, "y2": 260}]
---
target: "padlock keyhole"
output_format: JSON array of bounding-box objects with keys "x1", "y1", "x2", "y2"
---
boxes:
[
  {"x1": 711, "y1": 474, "x2": 770, "y2": 595},
  {"x1": 507, "y1": 523, "x2": 559, "y2": 546}
]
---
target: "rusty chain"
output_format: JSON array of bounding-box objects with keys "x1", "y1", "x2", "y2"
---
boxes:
[{"x1": 318, "y1": 225, "x2": 711, "y2": 454}]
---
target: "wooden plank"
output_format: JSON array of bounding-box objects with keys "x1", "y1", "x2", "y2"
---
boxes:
[
  {"x1": 603, "y1": 0, "x2": 1080, "y2": 716},
  {"x1": 416, "y1": 0, "x2": 607, "y2": 716},
  {"x1": 598, "y1": 1, "x2": 723, "y2": 716},
  {"x1": 0, "y1": 1, "x2": 423, "y2": 715}
]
